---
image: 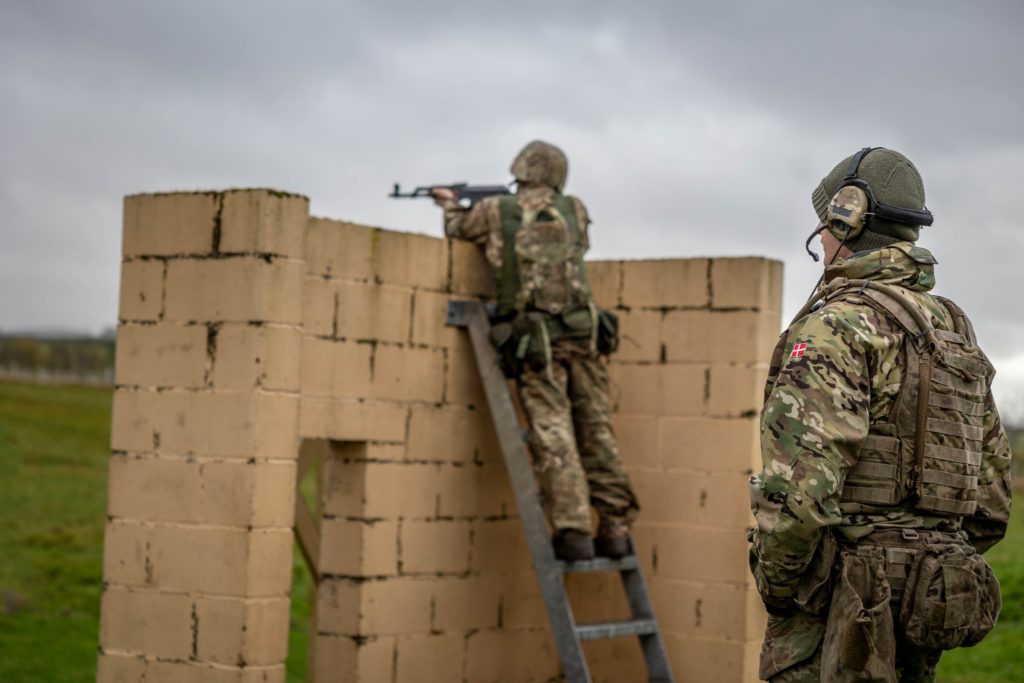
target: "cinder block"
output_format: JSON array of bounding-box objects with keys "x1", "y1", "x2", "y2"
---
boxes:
[
  {"x1": 371, "y1": 345, "x2": 445, "y2": 403},
  {"x1": 305, "y1": 219, "x2": 375, "y2": 281},
  {"x1": 303, "y1": 277, "x2": 336, "y2": 337},
  {"x1": 315, "y1": 578, "x2": 360, "y2": 636},
  {"x1": 609, "y1": 362, "x2": 706, "y2": 416},
  {"x1": 471, "y1": 519, "x2": 532, "y2": 575},
  {"x1": 411, "y1": 289, "x2": 462, "y2": 348},
  {"x1": 395, "y1": 633, "x2": 464, "y2": 683},
  {"x1": 218, "y1": 189, "x2": 308, "y2": 258},
  {"x1": 407, "y1": 405, "x2": 497, "y2": 463},
  {"x1": 96, "y1": 652, "x2": 146, "y2": 683},
  {"x1": 336, "y1": 281, "x2": 412, "y2": 343},
  {"x1": 144, "y1": 660, "x2": 285, "y2": 683},
  {"x1": 431, "y1": 576, "x2": 503, "y2": 631},
  {"x1": 652, "y1": 525, "x2": 750, "y2": 584},
  {"x1": 104, "y1": 522, "x2": 293, "y2": 596},
  {"x1": 630, "y1": 469, "x2": 758, "y2": 529},
  {"x1": 114, "y1": 323, "x2": 208, "y2": 388},
  {"x1": 436, "y1": 463, "x2": 512, "y2": 519},
  {"x1": 464, "y1": 628, "x2": 560, "y2": 683},
  {"x1": 300, "y1": 337, "x2": 373, "y2": 399},
  {"x1": 612, "y1": 415, "x2": 659, "y2": 470},
  {"x1": 399, "y1": 520, "x2": 471, "y2": 574},
  {"x1": 658, "y1": 416, "x2": 760, "y2": 473},
  {"x1": 745, "y1": 584, "x2": 769, "y2": 642},
  {"x1": 211, "y1": 323, "x2": 302, "y2": 392},
  {"x1": 444, "y1": 336, "x2": 487, "y2": 408},
  {"x1": 449, "y1": 238, "x2": 494, "y2": 297},
  {"x1": 613, "y1": 309, "x2": 662, "y2": 362},
  {"x1": 708, "y1": 363, "x2": 768, "y2": 417},
  {"x1": 311, "y1": 635, "x2": 394, "y2": 683},
  {"x1": 500, "y1": 572, "x2": 547, "y2": 627},
  {"x1": 621, "y1": 258, "x2": 709, "y2": 309},
  {"x1": 164, "y1": 257, "x2": 304, "y2": 324},
  {"x1": 299, "y1": 397, "x2": 408, "y2": 442},
  {"x1": 123, "y1": 192, "x2": 217, "y2": 257},
  {"x1": 119, "y1": 259, "x2": 164, "y2": 321},
  {"x1": 112, "y1": 389, "x2": 299, "y2": 459},
  {"x1": 662, "y1": 310, "x2": 781, "y2": 364},
  {"x1": 663, "y1": 634, "x2": 747, "y2": 683},
  {"x1": 194, "y1": 596, "x2": 290, "y2": 666},
  {"x1": 99, "y1": 586, "x2": 193, "y2": 659},
  {"x1": 710, "y1": 257, "x2": 783, "y2": 312},
  {"x1": 586, "y1": 260, "x2": 622, "y2": 309},
  {"x1": 360, "y1": 462, "x2": 440, "y2": 519},
  {"x1": 372, "y1": 229, "x2": 448, "y2": 290},
  {"x1": 359, "y1": 578, "x2": 434, "y2": 635},
  {"x1": 319, "y1": 519, "x2": 399, "y2": 576},
  {"x1": 565, "y1": 572, "x2": 630, "y2": 624},
  {"x1": 648, "y1": 580, "x2": 749, "y2": 641},
  {"x1": 580, "y1": 637, "x2": 647, "y2": 683}
]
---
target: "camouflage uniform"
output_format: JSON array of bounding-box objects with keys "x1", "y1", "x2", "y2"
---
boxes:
[
  {"x1": 442, "y1": 166, "x2": 638, "y2": 533},
  {"x1": 749, "y1": 243, "x2": 1012, "y2": 681}
]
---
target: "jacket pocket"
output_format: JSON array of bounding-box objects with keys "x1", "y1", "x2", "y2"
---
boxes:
[{"x1": 901, "y1": 542, "x2": 1001, "y2": 650}]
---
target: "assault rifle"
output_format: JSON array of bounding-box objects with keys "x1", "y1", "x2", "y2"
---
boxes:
[{"x1": 389, "y1": 182, "x2": 511, "y2": 207}]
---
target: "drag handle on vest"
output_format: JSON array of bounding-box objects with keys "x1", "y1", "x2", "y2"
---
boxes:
[{"x1": 389, "y1": 182, "x2": 511, "y2": 207}]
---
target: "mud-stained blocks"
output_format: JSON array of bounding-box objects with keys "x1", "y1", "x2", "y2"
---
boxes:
[{"x1": 99, "y1": 189, "x2": 308, "y2": 683}]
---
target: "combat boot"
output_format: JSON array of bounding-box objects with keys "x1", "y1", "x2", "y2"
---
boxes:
[
  {"x1": 595, "y1": 519, "x2": 631, "y2": 559},
  {"x1": 552, "y1": 529, "x2": 595, "y2": 562}
]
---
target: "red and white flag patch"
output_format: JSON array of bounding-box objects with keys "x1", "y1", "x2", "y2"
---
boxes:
[{"x1": 790, "y1": 342, "x2": 808, "y2": 359}]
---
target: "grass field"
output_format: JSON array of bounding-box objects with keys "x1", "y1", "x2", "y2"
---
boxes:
[{"x1": 0, "y1": 379, "x2": 1019, "y2": 681}]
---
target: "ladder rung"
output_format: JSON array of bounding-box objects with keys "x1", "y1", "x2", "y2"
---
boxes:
[
  {"x1": 559, "y1": 555, "x2": 639, "y2": 573},
  {"x1": 576, "y1": 618, "x2": 658, "y2": 640}
]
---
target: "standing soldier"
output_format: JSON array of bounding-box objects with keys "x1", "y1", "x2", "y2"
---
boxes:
[
  {"x1": 432, "y1": 140, "x2": 639, "y2": 562},
  {"x1": 749, "y1": 147, "x2": 1012, "y2": 681}
]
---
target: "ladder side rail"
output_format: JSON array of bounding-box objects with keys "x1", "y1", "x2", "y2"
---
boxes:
[
  {"x1": 457, "y1": 302, "x2": 592, "y2": 683},
  {"x1": 621, "y1": 563, "x2": 675, "y2": 682}
]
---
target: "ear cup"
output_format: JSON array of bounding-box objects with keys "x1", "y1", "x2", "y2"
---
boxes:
[{"x1": 826, "y1": 184, "x2": 870, "y2": 241}]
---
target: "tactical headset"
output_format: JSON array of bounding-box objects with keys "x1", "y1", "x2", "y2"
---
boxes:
[{"x1": 805, "y1": 146, "x2": 934, "y2": 262}]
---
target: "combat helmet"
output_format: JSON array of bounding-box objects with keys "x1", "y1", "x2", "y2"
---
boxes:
[{"x1": 510, "y1": 140, "x2": 568, "y2": 192}]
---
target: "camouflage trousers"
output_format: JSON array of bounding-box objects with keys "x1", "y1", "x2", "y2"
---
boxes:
[
  {"x1": 769, "y1": 642, "x2": 941, "y2": 682},
  {"x1": 516, "y1": 342, "x2": 638, "y2": 532}
]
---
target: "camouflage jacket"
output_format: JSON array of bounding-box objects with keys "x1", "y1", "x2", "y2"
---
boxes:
[
  {"x1": 442, "y1": 184, "x2": 590, "y2": 267},
  {"x1": 749, "y1": 243, "x2": 1013, "y2": 677}
]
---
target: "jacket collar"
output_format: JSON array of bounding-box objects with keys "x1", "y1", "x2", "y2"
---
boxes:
[{"x1": 824, "y1": 242, "x2": 937, "y2": 292}]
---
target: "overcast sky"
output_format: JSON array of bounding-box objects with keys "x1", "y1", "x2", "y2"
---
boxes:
[{"x1": 2, "y1": 1, "x2": 1022, "y2": 421}]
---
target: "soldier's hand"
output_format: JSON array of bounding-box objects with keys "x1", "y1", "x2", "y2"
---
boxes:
[{"x1": 431, "y1": 187, "x2": 456, "y2": 206}]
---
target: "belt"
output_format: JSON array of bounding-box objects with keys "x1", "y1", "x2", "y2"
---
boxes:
[{"x1": 841, "y1": 528, "x2": 968, "y2": 599}]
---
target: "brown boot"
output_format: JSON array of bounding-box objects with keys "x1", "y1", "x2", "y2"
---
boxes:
[
  {"x1": 595, "y1": 520, "x2": 631, "y2": 559},
  {"x1": 553, "y1": 529, "x2": 595, "y2": 562}
]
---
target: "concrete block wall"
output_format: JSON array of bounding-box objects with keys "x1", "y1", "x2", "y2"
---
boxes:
[{"x1": 100, "y1": 188, "x2": 783, "y2": 683}]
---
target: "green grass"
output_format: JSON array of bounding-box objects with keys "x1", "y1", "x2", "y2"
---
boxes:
[
  {"x1": 0, "y1": 381, "x2": 312, "y2": 682},
  {"x1": 0, "y1": 379, "x2": 1019, "y2": 681}
]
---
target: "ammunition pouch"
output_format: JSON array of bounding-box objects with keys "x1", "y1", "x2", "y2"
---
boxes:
[{"x1": 901, "y1": 542, "x2": 1001, "y2": 650}]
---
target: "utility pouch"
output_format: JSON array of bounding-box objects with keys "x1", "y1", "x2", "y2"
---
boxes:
[
  {"x1": 795, "y1": 531, "x2": 837, "y2": 617},
  {"x1": 513, "y1": 312, "x2": 553, "y2": 372},
  {"x1": 596, "y1": 308, "x2": 620, "y2": 356},
  {"x1": 560, "y1": 306, "x2": 595, "y2": 339},
  {"x1": 900, "y1": 543, "x2": 1001, "y2": 650},
  {"x1": 822, "y1": 552, "x2": 898, "y2": 682},
  {"x1": 488, "y1": 321, "x2": 518, "y2": 377}
]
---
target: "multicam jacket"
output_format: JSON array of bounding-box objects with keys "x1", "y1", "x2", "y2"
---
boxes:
[
  {"x1": 748, "y1": 243, "x2": 1013, "y2": 676},
  {"x1": 442, "y1": 185, "x2": 593, "y2": 318}
]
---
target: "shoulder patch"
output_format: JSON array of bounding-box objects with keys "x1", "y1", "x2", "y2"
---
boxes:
[{"x1": 790, "y1": 341, "x2": 808, "y2": 359}]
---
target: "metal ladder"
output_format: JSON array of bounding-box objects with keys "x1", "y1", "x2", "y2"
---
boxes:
[{"x1": 447, "y1": 300, "x2": 675, "y2": 683}]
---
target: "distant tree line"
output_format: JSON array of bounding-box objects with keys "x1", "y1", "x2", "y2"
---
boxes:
[{"x1": 0, "y1": 336, "x2": 114, "y2": 383}]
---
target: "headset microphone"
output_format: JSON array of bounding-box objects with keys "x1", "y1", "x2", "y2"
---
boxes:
[{"x1": 804, "y1": 224, "x2": 827, "y2": 262}]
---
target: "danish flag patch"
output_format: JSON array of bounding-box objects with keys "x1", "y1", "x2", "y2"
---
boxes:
[{"x1": 790, "y1": 342, "x2": 808, "y2": 359}]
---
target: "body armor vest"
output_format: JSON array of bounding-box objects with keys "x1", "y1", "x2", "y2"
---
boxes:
[
  {"x1": 495, "y1": 193, "x2": 592, "y2": 317},
  {"x1": 809, "y1": 280, "x2": 992, "y2": 518}
]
